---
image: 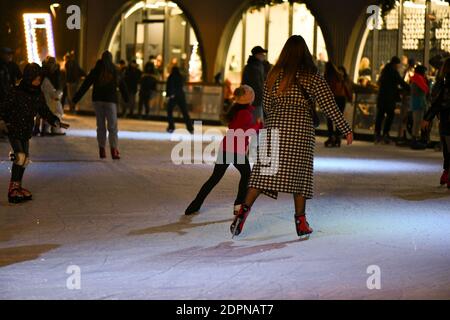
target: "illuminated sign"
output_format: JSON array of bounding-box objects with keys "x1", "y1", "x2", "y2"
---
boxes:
[{"x1": 23, "y1": 13, "x2": 56, "y2": 64}]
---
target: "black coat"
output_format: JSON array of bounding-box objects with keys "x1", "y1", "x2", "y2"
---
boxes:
[
  {"x1": 425, "y1": 77, "x2": 450, "y2": 136},
  {"x1": 166, "y1": 72, "x2": 185, "y2": 98},
  {"x1": 124, "y1": 66, "x2": 142, "y2": 94},
  {"x1": 242, "y1": 55, "x2": 264, "y2": 107},
  {"x1": 377, "y1": 63, "x2": 410, "y2": 104},
  {"x1": 73, "y1": 61, "x2": 129, "y2": 104},
  {"x1": 0, "y1": 83, "x2": 59, "y2": 140},
  {"x1": 140, "y1": 74, "x2": 157, "y2": 97}
]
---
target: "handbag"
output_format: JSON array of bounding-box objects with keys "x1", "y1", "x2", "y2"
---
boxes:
[{"x1": 297, "y1": 81, "x2": 320, "y2": 128}]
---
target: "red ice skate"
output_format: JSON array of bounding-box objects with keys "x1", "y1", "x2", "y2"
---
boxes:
[
  {"x1": 111, "y1": 148, "x2": 121, "y2": 160},
  {"x1": 295, "y1": 214, "x2": 313, "y2": 237},
  {"x1": 230, "y1": 205, "x2": 251, "y2": 237},
  {"x1": 8, "y1": 182, "x2": 24, "y2": 204},
  {"x1": 19, "y1": 183, "x2": 33, "y2": 201},
  {"x1": 440, "y1": 170, "x2": 448, "y2": 186}
]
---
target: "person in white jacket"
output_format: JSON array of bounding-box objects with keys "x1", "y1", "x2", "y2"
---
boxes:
[{"x1": 40, "y1": 56, "x2": 64, "y2": 135}]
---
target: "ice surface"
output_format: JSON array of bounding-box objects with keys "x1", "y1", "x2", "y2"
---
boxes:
[{"x1": 0, "y1": 116, "x2": 449, "y2": 300}]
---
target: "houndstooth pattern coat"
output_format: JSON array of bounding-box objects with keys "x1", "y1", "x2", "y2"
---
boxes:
[{"x1": 248, "y1": 70, "x2": 352, "y2": 200}]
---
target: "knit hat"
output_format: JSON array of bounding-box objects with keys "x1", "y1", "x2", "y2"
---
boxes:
[{"x1": 233, "y1": 85, "x2": 255, "y2": 105}]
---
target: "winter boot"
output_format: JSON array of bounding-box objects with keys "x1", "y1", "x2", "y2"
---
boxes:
[
  {"x1": 230, "y1": 204, "x2": 251, "y2": 237},
  {"x1": 99, "y1": 147, "x2": 106, "y2": 159},
  {"x1": 111, "y1": 148, "x2": 121, "y2": 160},
  {"x1": 324, "y1": 136, "x2": 336, "y2": 148},
  {"x1": 19, "y1": 183, "x2": 32, "y2": 201},
  {"x1": 8, "y1": 182, "x2": 24, "y2": 204},
  {"x1": 440, "y1": 170, "x2": 448, "y2": 186},
  {"x1": 374, "y1": 135, "x2": 382, "y2": 145},
  {"x1": 295, "y1": 214, "x2": 313, "y2": 237}
]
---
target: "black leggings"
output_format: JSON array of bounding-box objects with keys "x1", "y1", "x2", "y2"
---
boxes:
[
  {"x1": 190, "y1": 153, "x2": 251, "y2": 207},
  {"x1": 9, "y1": 138, "x2": 29, "y2": 182},
  {"x1": 375, "y1": 100, "x2": 396, "y2": 136},
  {"x1": 327, "y1": 96, "x2": 346, "y2": 138}
]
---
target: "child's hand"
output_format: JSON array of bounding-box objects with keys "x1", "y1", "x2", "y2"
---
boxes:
[{"x1": 59, "y1": 122, "x2": 70, "y2": 129}]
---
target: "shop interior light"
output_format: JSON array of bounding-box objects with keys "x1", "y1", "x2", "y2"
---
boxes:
[{"x1": 23, "y1": 13, "x2": 56, "y2": 64}]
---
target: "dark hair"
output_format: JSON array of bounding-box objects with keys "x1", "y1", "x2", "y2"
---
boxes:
[
  {"x1": 338, "y1": 66, "x2": 349, "y2": 80},
  {"x1": 221, "y1": 103, "x2": 248, "y2": 124},
  {"x1": 22, "y1": 63, "x2": 42, "y2": 85},
  {"x1": 98, "y1": 51, "x2": 116, "y2": 85},
  {"x1": 390, "y1": 56, "x2": 401, "y2": 65},
  {"x1": 42, "y1": 56, "x2": 61, "y2": 89},
  {"x1": 415, "y1": 65, "x2": 427, "y2": 76},
  {"x1": 266, "y1": 35, "x2": 317, "y2": 94},
  {"x1": 171, "y1": 66, "x2": 180, "y2": 75},
  {"x1": 324, "y1": 62, "x2": 344, "y2": 84},
  {"x1": 144, "y1": 62, "x2": 156, "y2": 74}
]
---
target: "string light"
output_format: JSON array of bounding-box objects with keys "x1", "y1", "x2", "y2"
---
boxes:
[{"x1": 23, "y1": 13, "x2": 56, "y2": 64}]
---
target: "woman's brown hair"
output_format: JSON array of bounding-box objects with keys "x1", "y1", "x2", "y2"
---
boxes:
[{"x1": 266, "y1": 35, "x2": 318, "y2": 94}]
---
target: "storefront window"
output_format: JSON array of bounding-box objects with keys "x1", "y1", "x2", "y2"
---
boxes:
[
  {"x1": 268, "y1": 2, "x2": 290, "y2": 63},
  {"x1": 356, "y1": 0, "x2": 450, "y2": 83},
  {"x1": 224, "y1": 1, "x2": 328, "y2": 88},
  {"x1": 107, "y1": 0, "x2": 203, "y2": 82}
]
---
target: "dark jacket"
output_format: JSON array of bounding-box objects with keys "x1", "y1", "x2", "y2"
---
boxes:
[
  {"x1": 65, "y1": 59, "x2": 85, "y2": 83},
  {"x1": 242, "y1": 55, "x2": 265, "y2": 107},
  {"x1": 377, "y1": 63, "x2": 410, "y2": 103},
  {"x1": 140, "y1": 73, "x2": 157, "y2": 97},
  {"x1": 166, "y1": 71, "x2": 185, "y2": 98},
  {"x1": 73, "y1": 61, "x2": 129, "y2": 104},
  {"x1": 0, "y1": 82, "x2": 59, "y2": 140},
  {"x1": 424, "y1": 76, "x2": 450, "y2": 136},
  {"x1": 124, "y1": 66, "x2": 142, "y2": 94}
]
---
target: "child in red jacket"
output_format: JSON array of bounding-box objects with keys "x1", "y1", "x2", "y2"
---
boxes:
[{"x1": 185, "y1": 85, "x2": 263, "y2": 215}]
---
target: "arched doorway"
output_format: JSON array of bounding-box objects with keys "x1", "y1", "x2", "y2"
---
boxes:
[
  {"x1": 106, "y1": 0, "x2": 204, "y2": 82},
  {"x1": 222, "y1": 1, "x2": 329, "y2": 88}
]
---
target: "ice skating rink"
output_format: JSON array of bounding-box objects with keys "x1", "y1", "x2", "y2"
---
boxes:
[{"x1": 0, "y1": 116, "x2": 449, "y2": 300}]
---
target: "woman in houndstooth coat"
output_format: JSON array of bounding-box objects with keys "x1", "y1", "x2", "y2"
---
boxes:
[{"x1": 231, "y1": 35, "x2": 353, "y2": 238}]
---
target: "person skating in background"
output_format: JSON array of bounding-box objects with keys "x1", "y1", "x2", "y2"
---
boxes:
[
  {"x1": 422, "y1": 58, "x2": 450, "y2": 189},
  {"x1": 185, "y1": 85, "x2": 263, "y2": 216},
  {"x1": 123, "y1": 60, "x2": 142, "y2": 118},
  {"x1": 39, "y1": 56, "x2": 65, "y2": 136},
  {"x1": 117, "y1": 60, "x2": 127, "y2": 117},
  {"x1": 230, "y1": 35, "x2": 353, "y2": 238},
  {"x1": 73, "y1": 51, "x2": 129, "y2": 160},
  {"x1": 64, "y1": 51, "x2": 85, "y2": 114},
  {"x1": 0, "y1": 63, "x2": 69, "y2": 204},
  {"x1": 138, "y1": 62, "x2": 158, "y2": 119},
  {"x1": 166, "y1": 66, "x2": 193, "y2": 134},
  {"x1": 409, "y1": 65, "x2": 429, "y2": 150},
  {"x1": 323, "y1": 62, "x2": 353, "y2": 148},
  {"x1": 375, "y1": 56, "x2": 410, "y2": 144},
  {"x1": 242, "y1": 46, "x2": 267, "y2": 123}
]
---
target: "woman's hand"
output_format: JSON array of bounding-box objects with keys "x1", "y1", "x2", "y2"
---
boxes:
[{"x1": 346, "y1": 132, "x2": 353, "y2": 145}]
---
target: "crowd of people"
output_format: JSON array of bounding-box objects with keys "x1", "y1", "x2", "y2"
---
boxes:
[{"x1": 0, "y1": 39, "x2": 448, "y2": 240}]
